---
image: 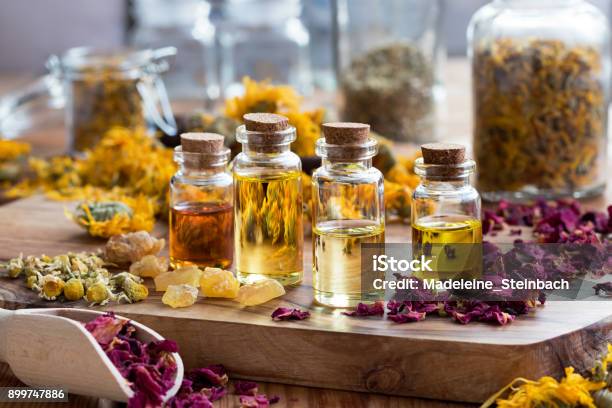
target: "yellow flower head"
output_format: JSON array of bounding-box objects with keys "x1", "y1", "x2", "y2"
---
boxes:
[
  {"x1": 68, "y1": 195, "x2": 155, "y2": 238},
  {"x1": 224, "y1": 77, "x2": 301, "y2": 120},
  {"x1": 0, "y1": 139, "x2": 31, "y2": 162}
]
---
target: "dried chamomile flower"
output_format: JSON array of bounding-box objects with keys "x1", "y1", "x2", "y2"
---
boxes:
[
  {"x1": 86, "y1": 281, "x2": 111, "y2": 305},
  {"x1": 40, "y1": 275, "x2": 65, "y2": 300},
  {"x1": 110, "y1": 272, "x2": 149, "y2": 303},
  {"x1": 162, "y1": 284, "x2": 199, "y2": 308},
  {"x1": 64, "y1": 278, "x2": 85, "y2": 301},
  {"x1": 104, "y1": 231, "x2": 165, "y2": 264},
  {"x1": 25, "y1": 275, "x2": 38, "y2": 289},
  {"x1": 6, "y1": 255, "x2": 24, "y2": 278},
  {"x1": 129, "y1": 255, "x2": 169, "y2": 278}
]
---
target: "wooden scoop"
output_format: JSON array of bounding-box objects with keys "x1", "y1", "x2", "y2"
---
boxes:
[{"x1": 0, "y1": 308, "x2": 184, "y2": 402}]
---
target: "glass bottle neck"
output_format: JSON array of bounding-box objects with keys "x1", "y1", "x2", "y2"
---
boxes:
[
  {"x1": 242, "y1": 143, "x2": 292, "y2": 156},
  {"x1": 179, "y1": 165, "x2": 227, "y2": 177},
  {"x1": 420, "y1": 176, "x2": 471, "y2": 189},
  {"x1": 322, "y1": 158, "x2": 372, "y2": 170}
]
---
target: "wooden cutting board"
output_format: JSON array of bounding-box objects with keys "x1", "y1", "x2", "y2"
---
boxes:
[{"x1": 0, "y1": 195, "x2": 610, "y2": 404}]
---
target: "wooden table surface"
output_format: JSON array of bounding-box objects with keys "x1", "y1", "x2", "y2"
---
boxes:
[{"x1": 0, "y1": 59, "x2": 609, "y2": 407}]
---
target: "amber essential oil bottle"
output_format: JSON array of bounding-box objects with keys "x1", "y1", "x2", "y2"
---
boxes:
[{"x1": 169, "y1": 133, "x2": 233, "y2": 269}]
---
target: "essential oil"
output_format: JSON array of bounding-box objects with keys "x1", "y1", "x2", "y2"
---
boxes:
[
  {"x1": 313, "y1": 220, "x2": 384, "y2": 307},
  {"x1": 411, "y1": 214, "x2": 482, "y2": 245},
  {"x1": 169, "y1": 132, "x2": 233, "y2": 269},
  {"x1": 234, "y1": 171, "x2": 303, "y2": 285},
  {"x1": 311, "y1": 122, "x2": 385, "y2": 307},
  {"x1": 233, "y1": 113, "x2": 304, "y2": 285},
  {"x1": 170, "y1": 202, "x2": 233, "y2": 269},
  {"x1": 411, "y1": 143, "x2": 482, "y2": 281}
]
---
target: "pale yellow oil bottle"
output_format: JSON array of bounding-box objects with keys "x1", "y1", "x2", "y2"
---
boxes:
[{"x1": 313, "y1": 219, "x2": 384, "y2": 307}]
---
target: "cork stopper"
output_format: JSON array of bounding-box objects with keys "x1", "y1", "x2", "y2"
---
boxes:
[
  {"x1": 322, "y1": 122, "x2": 370, "y2": 145},
  {"x1": 181, "y1": 133, "x2": 225, "y2": 153},
  {"x1": 243, "y1": 113, "x2": 289, "y2": 132},
  {"x1": 180, "y1": 132, "x2": 226, "y2": 169},
  {"x1": 421, "y1": 143, "x2": 466, "y2": 165}
]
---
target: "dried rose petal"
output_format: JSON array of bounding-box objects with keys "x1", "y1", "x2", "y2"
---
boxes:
[
  {"x1": 85, "y1": 313, "x2": 178, "y2": 408},
  {"x1": 85, "y1": 313, "x2": 128, "y2": 346},
  {"x1": 239, "y1": 394, "x2": 280, "y2": 408},
  {"x1": 234, "y1": 380, "x2": 259, "y2": 396},
  {"x1": 188, "y1": 364, "x2": 229, "y2": 389},
  {"x1": 388, "y1": 310, "x2": 426, "y2": 323},
  {"x1": 342, "y1": 301, "x2": 385, "y2": 317},
  {"x1": 271, "y1": 307, "x2": 310, "y2": 321},
  {"x1": 594, "y1": 282, "x2": 612, "y2": 296}
]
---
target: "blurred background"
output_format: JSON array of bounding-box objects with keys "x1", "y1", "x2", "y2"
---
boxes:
[{"x1": 1, "y1": 0, "x2": 609, "y2": 99}]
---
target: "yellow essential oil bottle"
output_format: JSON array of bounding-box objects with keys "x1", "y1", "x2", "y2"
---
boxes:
[
  {"x1": 233, "y1": 113, "x2": 304, "y2": 285},
  {"x1": 411, "y1": 143, "x2": 482, "y2": 281},
  {"x1": 169, "y1": 133, "x2": 233, "y2": 269},
  {"x1": 311, "y1": 122, "x2": 385, "y2": 307}
]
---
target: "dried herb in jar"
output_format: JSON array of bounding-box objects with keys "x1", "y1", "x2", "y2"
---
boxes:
[
  {"x1": 473, "y1": 39, "x2": 607, "y2": 196},
  {"x1": 71, "y1": 67, "x2": 145, "y2": 151},
  {"x1": 341, "y1": 42, "x2": 435, "y2": 142}
]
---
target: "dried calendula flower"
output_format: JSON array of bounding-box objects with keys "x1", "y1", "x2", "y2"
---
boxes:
[
  {"x1": 104, "y1": 231, "x2": 165, "y2": 264},
  {"x1": 68, "y1": 199, "x2": 155, "y2": 238},
  {"x1": 162, "y1": 284, "x2": 199, "y2": 308},
  {"x1": 0, "y1": 139, "x2": 30, "y2": 183},
  {"x1": 40, "y1": 275, "x2": 65, "y2": 300},
  {"x1": 473, "y1": 39, "x2": 607, "y2": 196},
  {"x1": 64, "y1": 278, "x2": 85, "y2": 301},
  {"x1": 129, "y1": 255, "x2": 169, "y2": 278}
]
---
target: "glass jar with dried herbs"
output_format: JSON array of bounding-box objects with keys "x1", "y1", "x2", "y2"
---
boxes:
[
  {"x1": 468, "y1": 0, "x2": 610, "y2": 200},
  {"x1": 335, "y1": 0, "x2": 444, "y2": 143},
  {"x1": 170, "y1": 133, "x2": 233, "y2": 269},
  {"x1": 47, "y1": 47, "x2": 178, "y2": 153}
]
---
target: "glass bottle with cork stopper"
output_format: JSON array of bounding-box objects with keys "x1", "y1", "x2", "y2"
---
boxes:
[
  {"x1": 411, "y1": 143, "x2": 482, "y2": 281},
  {"x1": 311, "y1": 122, "x2": 384, "y2": 308},
  {"x1": 233, "y1": 113, "x2": 304, "y2": 286},
  {"x1": 169, "y1": 132, "x2": 233, "y2": 269}
]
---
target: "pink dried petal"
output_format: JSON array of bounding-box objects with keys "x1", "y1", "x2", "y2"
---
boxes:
[
  {"x1": 240, "y1": 394, "x2": 279, "y2": 408},
  {"x1": 271, "y1": 307, "x2": 310, "y2": 321},
  {"x1": 188, "y1": 365, "x2": 229, "y2": 389},
  {"x1": 85, "y1": 313, "x2": 128, "y2": 346},
  {"x1": 342, "y1": 301, "x2": 385, "y2": 317},
  {"x1": 387, "y1": 310, "x2": 426, "y2": 323},
  {"x1": 594, "y1": 282, "x2": 612, "y2": 296},
  {"x1": 235, "y1": 380, "x2": 259, "y2": 396}
]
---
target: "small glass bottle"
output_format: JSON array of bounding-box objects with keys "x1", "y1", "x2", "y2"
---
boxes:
[
  {"x1": 411, "y1": 143, "x2": 482, "y2": 280},
  {"x1": 311, "y1": 122, "x2": 384, "y2": 308},
  {"x1": 170, "y1": 133, "x2": 233, "y2": 269},
  {"x1": 233, "y1": 113, "x2": 303, "y2": 285}
]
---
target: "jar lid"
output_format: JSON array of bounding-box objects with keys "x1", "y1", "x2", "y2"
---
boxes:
[{"x1": 47, "y1": 46, "x2": 176, "y2": 78}]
